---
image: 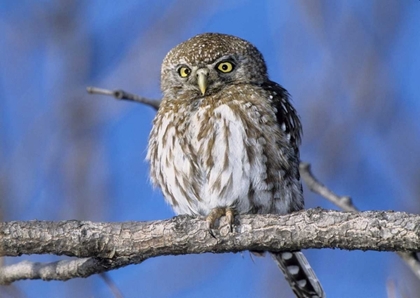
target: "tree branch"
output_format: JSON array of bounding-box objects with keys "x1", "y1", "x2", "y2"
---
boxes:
[
  {"x1": 299, "y1": 162, "x2": 420, "y2": 279},
  {"x1": 0, "y1": 257, "x2": 140, "y2": 285},
  {"x1": 1, "y1": 209, "x2": 420, "y2": 284},
  {"x1": 86, "y1": 86, "x2": 160, "y2": 110}
]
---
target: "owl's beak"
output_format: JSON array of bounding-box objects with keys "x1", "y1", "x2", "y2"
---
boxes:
[{"x1": 197, "y1": 69, "x2": 208, "y2": 95}]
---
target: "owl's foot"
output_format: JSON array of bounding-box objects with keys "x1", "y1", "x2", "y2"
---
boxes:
[{"x1": 206, "y1": 207, "x2": 235, "y2": 236}]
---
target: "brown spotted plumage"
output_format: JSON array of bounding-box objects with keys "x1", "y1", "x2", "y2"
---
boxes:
[{"x1": 147, "y1": 33, "x2": 325, "y2": 298}]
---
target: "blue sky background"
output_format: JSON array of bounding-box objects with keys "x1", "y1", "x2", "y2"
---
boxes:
[{"x1": 1, "y1": 1, "x2": 420, "y2": 297}]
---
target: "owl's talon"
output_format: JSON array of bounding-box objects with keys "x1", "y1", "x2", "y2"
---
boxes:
[
  {"x1": 226, "y1": 208, "x2": 235, "y2": 232},
  {"x1": 205, "y1": 207, "x2": 235, "y2": 235},
  {"x1": 208, "y1": 227, "x2": 217, "y2": 239}
]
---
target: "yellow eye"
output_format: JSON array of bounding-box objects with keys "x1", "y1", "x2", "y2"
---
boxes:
[
  {"x1": 178, "y1": 66, "x2": 191, "y2": 78},
  {"x1": 217, "y1": 61, "x2": 234, "y2": 73}
]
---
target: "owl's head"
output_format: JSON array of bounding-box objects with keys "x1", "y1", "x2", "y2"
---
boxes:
[{"x1": 161, "y1": 33, "x2": 268, "y2": 99}]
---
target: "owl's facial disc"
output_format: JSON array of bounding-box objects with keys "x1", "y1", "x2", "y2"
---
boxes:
[
  {"x1": 172, "y1": 56, "x2": 240, "y2": 97},
  {"x1": 196, "y1": 68, "x2": 208, "y2": 95}
]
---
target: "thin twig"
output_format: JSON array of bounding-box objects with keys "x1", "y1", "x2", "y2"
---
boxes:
[
  {"x1": 86, "y1": 86, "x2": 161, "y2": 110},
  {"x1": 100, "y1": 273, "x2": 124, "y2": 298},
  {"x1": 299, "y1": 162, "x2": 420, "y2": 280},
  {"x1": 396, "y1": 251, "x2": 420, "y2": 280},
  {"x1": 386, "y1": 279, "x2": 396, "y2": 298},
  {"x1": 299, "y1": 163, "x2": 358, "y2": 212}
]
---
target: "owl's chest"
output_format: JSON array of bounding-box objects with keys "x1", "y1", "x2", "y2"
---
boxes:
[
  {"x1": 181, "y1": 103, "x2": 258, "y2": 159},
  {"x1": 153, "y1": 100, "x2": 286, "y2": 215}
]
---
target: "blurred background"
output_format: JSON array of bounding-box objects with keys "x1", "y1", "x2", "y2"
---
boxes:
[{"x1": 1, "y1": 1, "x2": 419, "y2": 297}]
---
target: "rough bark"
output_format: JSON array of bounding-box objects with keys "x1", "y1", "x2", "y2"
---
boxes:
[{"x1": 1, "y1": 209, "x2": 419, "y2": 284}]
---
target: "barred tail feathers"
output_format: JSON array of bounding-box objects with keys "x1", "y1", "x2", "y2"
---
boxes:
[{"x1": 271, "y1": 251, "x2": 325, "y2": 298}]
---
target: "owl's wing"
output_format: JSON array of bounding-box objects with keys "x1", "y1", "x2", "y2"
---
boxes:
[
  {"x1": 262, "y1": 81, "x2": 302, "y2": 151},
  {"x1": 262, "y1": 84, "x2": 326, "y2": 297}
]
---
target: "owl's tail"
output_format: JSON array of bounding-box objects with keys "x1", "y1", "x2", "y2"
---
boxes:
[{"x1": 271, "y1": 251, "x2": 325, "y2": 298}]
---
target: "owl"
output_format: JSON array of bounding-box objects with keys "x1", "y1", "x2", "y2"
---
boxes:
[{"x1": 147, "y1": 33, "x2": 324, "y2": 298}]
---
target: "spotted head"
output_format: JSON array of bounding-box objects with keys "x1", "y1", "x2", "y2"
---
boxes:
[{"x1": 160, "y1": 33, "x2": 268, "y2": 99}]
